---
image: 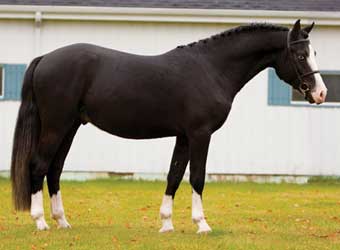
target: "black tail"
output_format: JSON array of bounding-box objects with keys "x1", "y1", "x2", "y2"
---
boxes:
[{"x1": 11, "y1": 56, "x2": 43, "y2": 211}]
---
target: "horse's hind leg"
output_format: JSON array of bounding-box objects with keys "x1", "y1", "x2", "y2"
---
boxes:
[
  {"x1": 159, "y1": 136, "x2": 189, "y2": 233},
  {"x1": 30, "y1": 127, "x2": 70, "y2": 230},
  {"x1": 47, "y1": 120, "x2": 80, "y2": 228}
]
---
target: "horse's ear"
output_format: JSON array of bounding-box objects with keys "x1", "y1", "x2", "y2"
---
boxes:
[
  {"x1": 302, "y1": 22, "x2": 315, "y2": 34},
  {"x1": 290, "y1": 19, "x2": 301, "y2": 40}
]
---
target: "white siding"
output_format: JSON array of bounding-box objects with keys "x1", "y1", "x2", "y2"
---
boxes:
[{"x1": 1, "y1": 18, "x2": 340, "y2": 175}]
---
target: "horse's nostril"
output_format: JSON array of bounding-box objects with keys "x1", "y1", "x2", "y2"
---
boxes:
[{"x1": 320, "y1": 90, "x2": 325, "y2": 99}]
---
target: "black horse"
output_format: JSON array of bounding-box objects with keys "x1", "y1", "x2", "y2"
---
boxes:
[{"x1": 11, "y1": 20, "x2": 327, "y2": 233}]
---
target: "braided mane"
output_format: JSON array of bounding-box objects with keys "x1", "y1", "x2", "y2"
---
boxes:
[{"x1": 177, "y1": 23, "x2": 289, "y2": 49}]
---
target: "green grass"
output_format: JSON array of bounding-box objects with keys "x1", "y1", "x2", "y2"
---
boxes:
[{"x1": 1, "y1": 178, "x2": 340, "y2": 250}]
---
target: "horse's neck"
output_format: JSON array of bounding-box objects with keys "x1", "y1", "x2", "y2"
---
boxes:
[{"x1": 200, "y1": 30, "x2": 288, "y2": 98}]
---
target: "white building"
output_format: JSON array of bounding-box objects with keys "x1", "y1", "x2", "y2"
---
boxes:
[{"x1": 0, "y1": 1, "x2": 340, "y2": 180}]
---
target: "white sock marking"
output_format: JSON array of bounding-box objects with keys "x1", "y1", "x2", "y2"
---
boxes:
[
  {"x1": 192, "y1": 190, "x2": 212, "y2": 234},
  {"x1": 50, "y1": 191, "x2": 71, "y2": 228},
  {"x1": 31, "y1": 190, "x2": 49, "y2": 230},
  {"x1": 159, "y1": 195, "x2": 174, "y2": 233},
  {"x1": 308, "y1": 45, "x2": 327, "y2": 103}
]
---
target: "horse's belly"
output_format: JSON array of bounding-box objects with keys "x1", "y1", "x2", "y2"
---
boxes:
[
  {"x1": 91, "y1": 120, "x2": 177, "y2": 139},
  {"x1": 86, "y1": 105, "x2": 179, "y2": 139}
]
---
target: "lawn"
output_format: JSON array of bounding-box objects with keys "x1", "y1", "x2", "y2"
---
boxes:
[{"x1": 0, "y1": 177, "x2": 340, "y2": 250}]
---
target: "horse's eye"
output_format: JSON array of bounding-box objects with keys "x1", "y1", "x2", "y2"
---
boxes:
[
  {"x1": 297, "y1": 55, "x2": 305, "y2": 61},
  {"x1": 300, "y1": 83, "x2": 309, "y2": 91}
]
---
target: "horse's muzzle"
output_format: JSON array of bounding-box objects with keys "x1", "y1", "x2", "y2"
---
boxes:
[{"x1": 311, "y1": 88, "x2": 327, "y2": 105}]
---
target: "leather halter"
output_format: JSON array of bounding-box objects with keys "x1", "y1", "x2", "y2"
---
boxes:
[{"x1": 287, "y1": 31, "x2": 320, "y2": 92}]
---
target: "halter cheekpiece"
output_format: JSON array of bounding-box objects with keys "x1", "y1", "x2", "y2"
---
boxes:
[{"x1": 286, "y1": 31, "x2": 319, "y2": 92}]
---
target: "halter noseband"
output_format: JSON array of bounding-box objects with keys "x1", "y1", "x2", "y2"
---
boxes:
[{"x1": 287, "y1": 31, "x2": 320, "y2": 93}]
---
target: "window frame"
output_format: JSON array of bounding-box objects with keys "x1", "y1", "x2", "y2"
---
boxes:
[
  {"x1": 290, "y1": 70, "x2": 340, "y2": 107},
  {"x1": 268, "y1": 68, "x2": 340, "y2": 108},
  {"x1": 0, "y1": 65, "x2": 4, "y2": 99}
]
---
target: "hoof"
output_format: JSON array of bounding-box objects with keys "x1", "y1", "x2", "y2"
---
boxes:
[
  {"x1": 57, "y1": 219, "x2": 71, "y2": 229},
  {"x1": 159, "y1": 218, "x2": 174, "y2": 233},
  {"x1": 36, "y1": 218, "x2": 50, "y2": 231},
  {"x1": 197, "y1": 227, "x2": 212, "y2": 234},
  {"x1": 54, "y1": 215, "x2": 71, "y2": 229},
  {"x1": 196, "y1": 219, "x2": 212, "y2": 234},
  {"x1": 159, "y1": 226, "x2": 174, "y2": 233}
]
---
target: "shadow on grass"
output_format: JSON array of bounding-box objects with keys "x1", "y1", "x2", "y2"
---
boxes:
[{"x1": 208, "y1": 229, "x2": 230, "y2": 237}]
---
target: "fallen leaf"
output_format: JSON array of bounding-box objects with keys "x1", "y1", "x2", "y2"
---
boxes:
[
  {"x1": 311, "y1": 231, "x2": 340, "y2": 239},
  {"x1": 248, "y1": 217, "x2": 263, "y2": 223}
]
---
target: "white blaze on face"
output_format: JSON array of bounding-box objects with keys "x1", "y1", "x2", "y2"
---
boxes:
[
  {"x1": 307, "y1": 45, "x2": 327, "y2": 104},
  {"x1": 31, "y1": 190, "x2": 49, "y2": 230},
  {"x1": 51, "y1": 191, "x2": 71, "y2": 228}
]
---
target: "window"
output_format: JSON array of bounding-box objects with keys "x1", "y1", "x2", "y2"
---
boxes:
[
  {"x1": 0, "y1": 64, "x2": 26, "y2": 101},
  {"x1": 268, "y1": 68, "x2": 340, "y2": 107},
  {"x1": 292, "y1": 72, "x2": 340, "y2": 104}
]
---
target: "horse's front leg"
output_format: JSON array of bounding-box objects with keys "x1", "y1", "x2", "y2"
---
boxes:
[
  {"x1": 159, "y1": 136, "x2": 189, "y2": 233},
  {"x1": 189, "y1": 132, "x2": 212, "y2": 234}
]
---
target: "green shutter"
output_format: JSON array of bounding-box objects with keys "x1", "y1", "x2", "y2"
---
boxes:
[
  {"x1": 3, "y1": 64, "x2": 26, "y2": 100},
  {"x1": 268, "y1": 68, "x2": 292, "y2": 106}
]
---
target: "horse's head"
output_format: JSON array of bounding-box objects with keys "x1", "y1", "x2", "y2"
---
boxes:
[{"x1": 274, "y1": 19, "x2": 327, "y2": 104}]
